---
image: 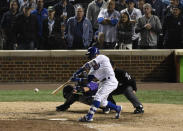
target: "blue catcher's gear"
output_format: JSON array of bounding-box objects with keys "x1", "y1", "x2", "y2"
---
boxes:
[{"x1": 86, "y1": 47, "x2": 100, "y2": 59}]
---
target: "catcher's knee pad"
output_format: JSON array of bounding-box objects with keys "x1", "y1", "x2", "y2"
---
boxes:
[{"x1": 63, "y1": 85, "x2": 73, "y2": 99}]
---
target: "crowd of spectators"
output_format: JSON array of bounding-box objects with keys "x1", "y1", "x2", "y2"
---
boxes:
[{"x1": 0, "y1": 0, "x2": 183, "y2": 50}]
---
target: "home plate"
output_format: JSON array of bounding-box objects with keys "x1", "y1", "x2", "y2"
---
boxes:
[{"x1": 49, "y1": 118, "x2": 68, "y2": 121}]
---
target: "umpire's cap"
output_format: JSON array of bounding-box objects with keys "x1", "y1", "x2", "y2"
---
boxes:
[{"x1": 86, "y1": 47, "x2": 100, "y2": 59}]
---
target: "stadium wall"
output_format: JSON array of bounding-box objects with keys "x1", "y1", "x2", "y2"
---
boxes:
[{"x1": 0, "y1": 50, "x2": 175, "y2": 82}]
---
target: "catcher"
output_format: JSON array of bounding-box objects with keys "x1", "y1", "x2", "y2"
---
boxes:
[{"x1": 56, "y1": 61, "x2": 144, "y2": 114}]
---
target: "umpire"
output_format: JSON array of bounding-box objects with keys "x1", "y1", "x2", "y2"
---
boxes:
[{"x1": 109, "y1": 61, "x2": 144, "y2": 114}]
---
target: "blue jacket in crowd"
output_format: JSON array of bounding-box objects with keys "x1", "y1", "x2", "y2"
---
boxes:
[
  {"x1": 65, "y1": 16, "x2": 93, "y2": 48},
  {"x1": 31, "y1": 8, "x2": 48, "y2": 37}
]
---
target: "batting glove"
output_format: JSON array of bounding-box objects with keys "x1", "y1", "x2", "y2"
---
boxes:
[{"x1": 70, "y1": 77, "x2": 83, "y2": 82}]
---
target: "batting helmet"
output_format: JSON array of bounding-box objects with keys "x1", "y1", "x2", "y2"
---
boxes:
[{"x1": 86, "y1": 47, "x2": 100, "y2": 59}]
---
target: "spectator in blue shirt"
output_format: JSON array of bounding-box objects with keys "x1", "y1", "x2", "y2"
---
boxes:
[
  {"x1": 65, "y1": 5, "x2": 93, "y2": 49},
  {"x1": 31, "y1": 0, "x2": 48, "y2": 49}
]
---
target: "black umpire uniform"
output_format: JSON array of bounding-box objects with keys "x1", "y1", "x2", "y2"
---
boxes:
[{"x1": 108, "y1": 68, "x2": 144, "y2": 114}]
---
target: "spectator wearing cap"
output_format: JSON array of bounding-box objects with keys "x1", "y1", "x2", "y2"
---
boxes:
[
  {"x1": 18, "y1": 0, "x2": 28, "y2": 9},
  {"x1": 97, "y1": 0, "x2": 120, "y2": 49},
  {"x1": 86, "y1": 0, "x2": 107, "y2": 33},
  {"x1": 115, "y1": 0, "x2": 128, "y2": 12},
  {"x1": 28, "y1": 0, "x2": 37, "y2": 10},
  {"x1": 137, "y1": 0, "x2": 145, "y2": 15},
  {"x1": 135, "y1": 3, "x2": 162, "y2": 49},
  {"x1": 69, "y1": 0, "x2": 75, "y2": 5},
  {"x1": 65, "y1": 6, "x2": 93, "y2": 49},
  {"x1": 13, "y1": 4, "x2": 39, "y2": 49},
  {"x1": 163, "y1": 0, "x2": 181, "y2": 22},
  {"x1": 145, "y1": 0, "x2": 167, "y2": 23},
  {"x1": 31, "y1": 0, "x2": 48, "y2": 49},
  {"x1": 1, "y1": 0, "x2": 19, "y2": 50},
  {"x1": 54, "y1": 0, "x2": 75, "y2": 23},
  {"x1": 19, "y1": 0, "x2": 37, "y2": 12},
  {"x1": 42, "y1": 6, "x2": 66, "y2": 49},
  {"x1": 162, "y1": 5, "x2": 183, "y2": 49},
  {"x1": 121, "y1": 0, "x2": 142, "y2": 49}
]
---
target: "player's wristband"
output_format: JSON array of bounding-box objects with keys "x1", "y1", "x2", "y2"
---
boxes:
[
  {"x1": 110, "y1": 18, "x2": 118, "y2": 25},
  {"x1": 97, "y1": 17, "x2": 104, "y2": 23},
  {"x1": 74, "y1": 67, "x2": 85, "y2": 76}
]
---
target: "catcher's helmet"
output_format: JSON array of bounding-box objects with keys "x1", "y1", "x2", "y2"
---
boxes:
[
  {"x1": 63, "y1": 85, "x2": 73, "y2": 99},
  {"x1": 86, "y1": 47, "x2": 100, "y2": 59}
]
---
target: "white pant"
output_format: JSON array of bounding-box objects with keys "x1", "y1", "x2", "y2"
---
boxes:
[{"x1": 94, "y1": 77, "x2": 118, "y2": 107}]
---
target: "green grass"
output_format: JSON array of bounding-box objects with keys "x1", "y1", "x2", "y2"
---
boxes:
[
  {"x1": 114, "y1": 90, "x2": 183, "y2": 104},
  {"x1": 0, "y1": 90, "x2": 65, "y2": 102},
  {"x1": 0, "y1": 90, "x2": 183, "y2": 104}
]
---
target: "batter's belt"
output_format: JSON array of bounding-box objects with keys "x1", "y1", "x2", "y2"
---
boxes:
[{"x1": 100, "y1": 77, "x2": 110, "y2": 82}]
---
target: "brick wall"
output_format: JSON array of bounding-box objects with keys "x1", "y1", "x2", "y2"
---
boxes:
[{"x1": 0, "y1": 50, "x2": 175, "y2": 82}]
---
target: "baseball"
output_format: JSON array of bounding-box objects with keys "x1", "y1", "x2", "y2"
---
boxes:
[{"x1": 34, "y1": 88, "x2": 39, "y2": 93}]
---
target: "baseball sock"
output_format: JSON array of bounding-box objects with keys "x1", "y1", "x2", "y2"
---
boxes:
[
  {"x1": 86, "y1": 100, "x2": 100, "y2": 119},
  {"x1": 106, "y1": 101, "x2": 119, "y2": 112}
]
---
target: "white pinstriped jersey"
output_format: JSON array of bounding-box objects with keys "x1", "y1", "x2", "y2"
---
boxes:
[
  {"x1": 88, "y1": 54, "x2": 115, "y2": 81},
  {"x1": 98, "y1": 9, "x2": 120, "y2": 42}
]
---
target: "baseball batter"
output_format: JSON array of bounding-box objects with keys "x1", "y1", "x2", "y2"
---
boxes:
[{"x1": 71, "y1": 47, "x2": 122, "y2": 122}]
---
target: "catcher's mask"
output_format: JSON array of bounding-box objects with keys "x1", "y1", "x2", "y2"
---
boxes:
[{"x1": 63, "y1": 85, "x2": 73, "y2": 99}]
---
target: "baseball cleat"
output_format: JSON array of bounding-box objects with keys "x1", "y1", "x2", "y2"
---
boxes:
[
  {"x1": 56, "y1": 105, "x2": 69, "y2": 112},
  {"x1": 103, "y1": 107, "x2": 110, "y2": 114},
  {"x1": 115, "y1": 105, "x2": 122, "y2": 119},
  {"x1": 134, "y1": 105, "x2": 144, "y2": 114},
  {"x1": 78, "y1": 116, "x2": 93, "y2": 122}
]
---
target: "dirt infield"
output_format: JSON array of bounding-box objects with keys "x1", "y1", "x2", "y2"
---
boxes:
[
  {"x1": 0, "y1": 83, "x2": 183, "y2": 131},
  {"x1": 0, "y1": 102, "x2": 183, "y2": 131}
]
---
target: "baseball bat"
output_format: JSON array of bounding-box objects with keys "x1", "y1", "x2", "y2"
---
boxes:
[{"x1": 51, "y1": 80, "x2": 71, "y2": 95}]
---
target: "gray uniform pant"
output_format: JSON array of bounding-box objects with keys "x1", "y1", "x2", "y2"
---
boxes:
[{"x1": 108, "y1": 86, "x2": 142, "y2": 108}]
